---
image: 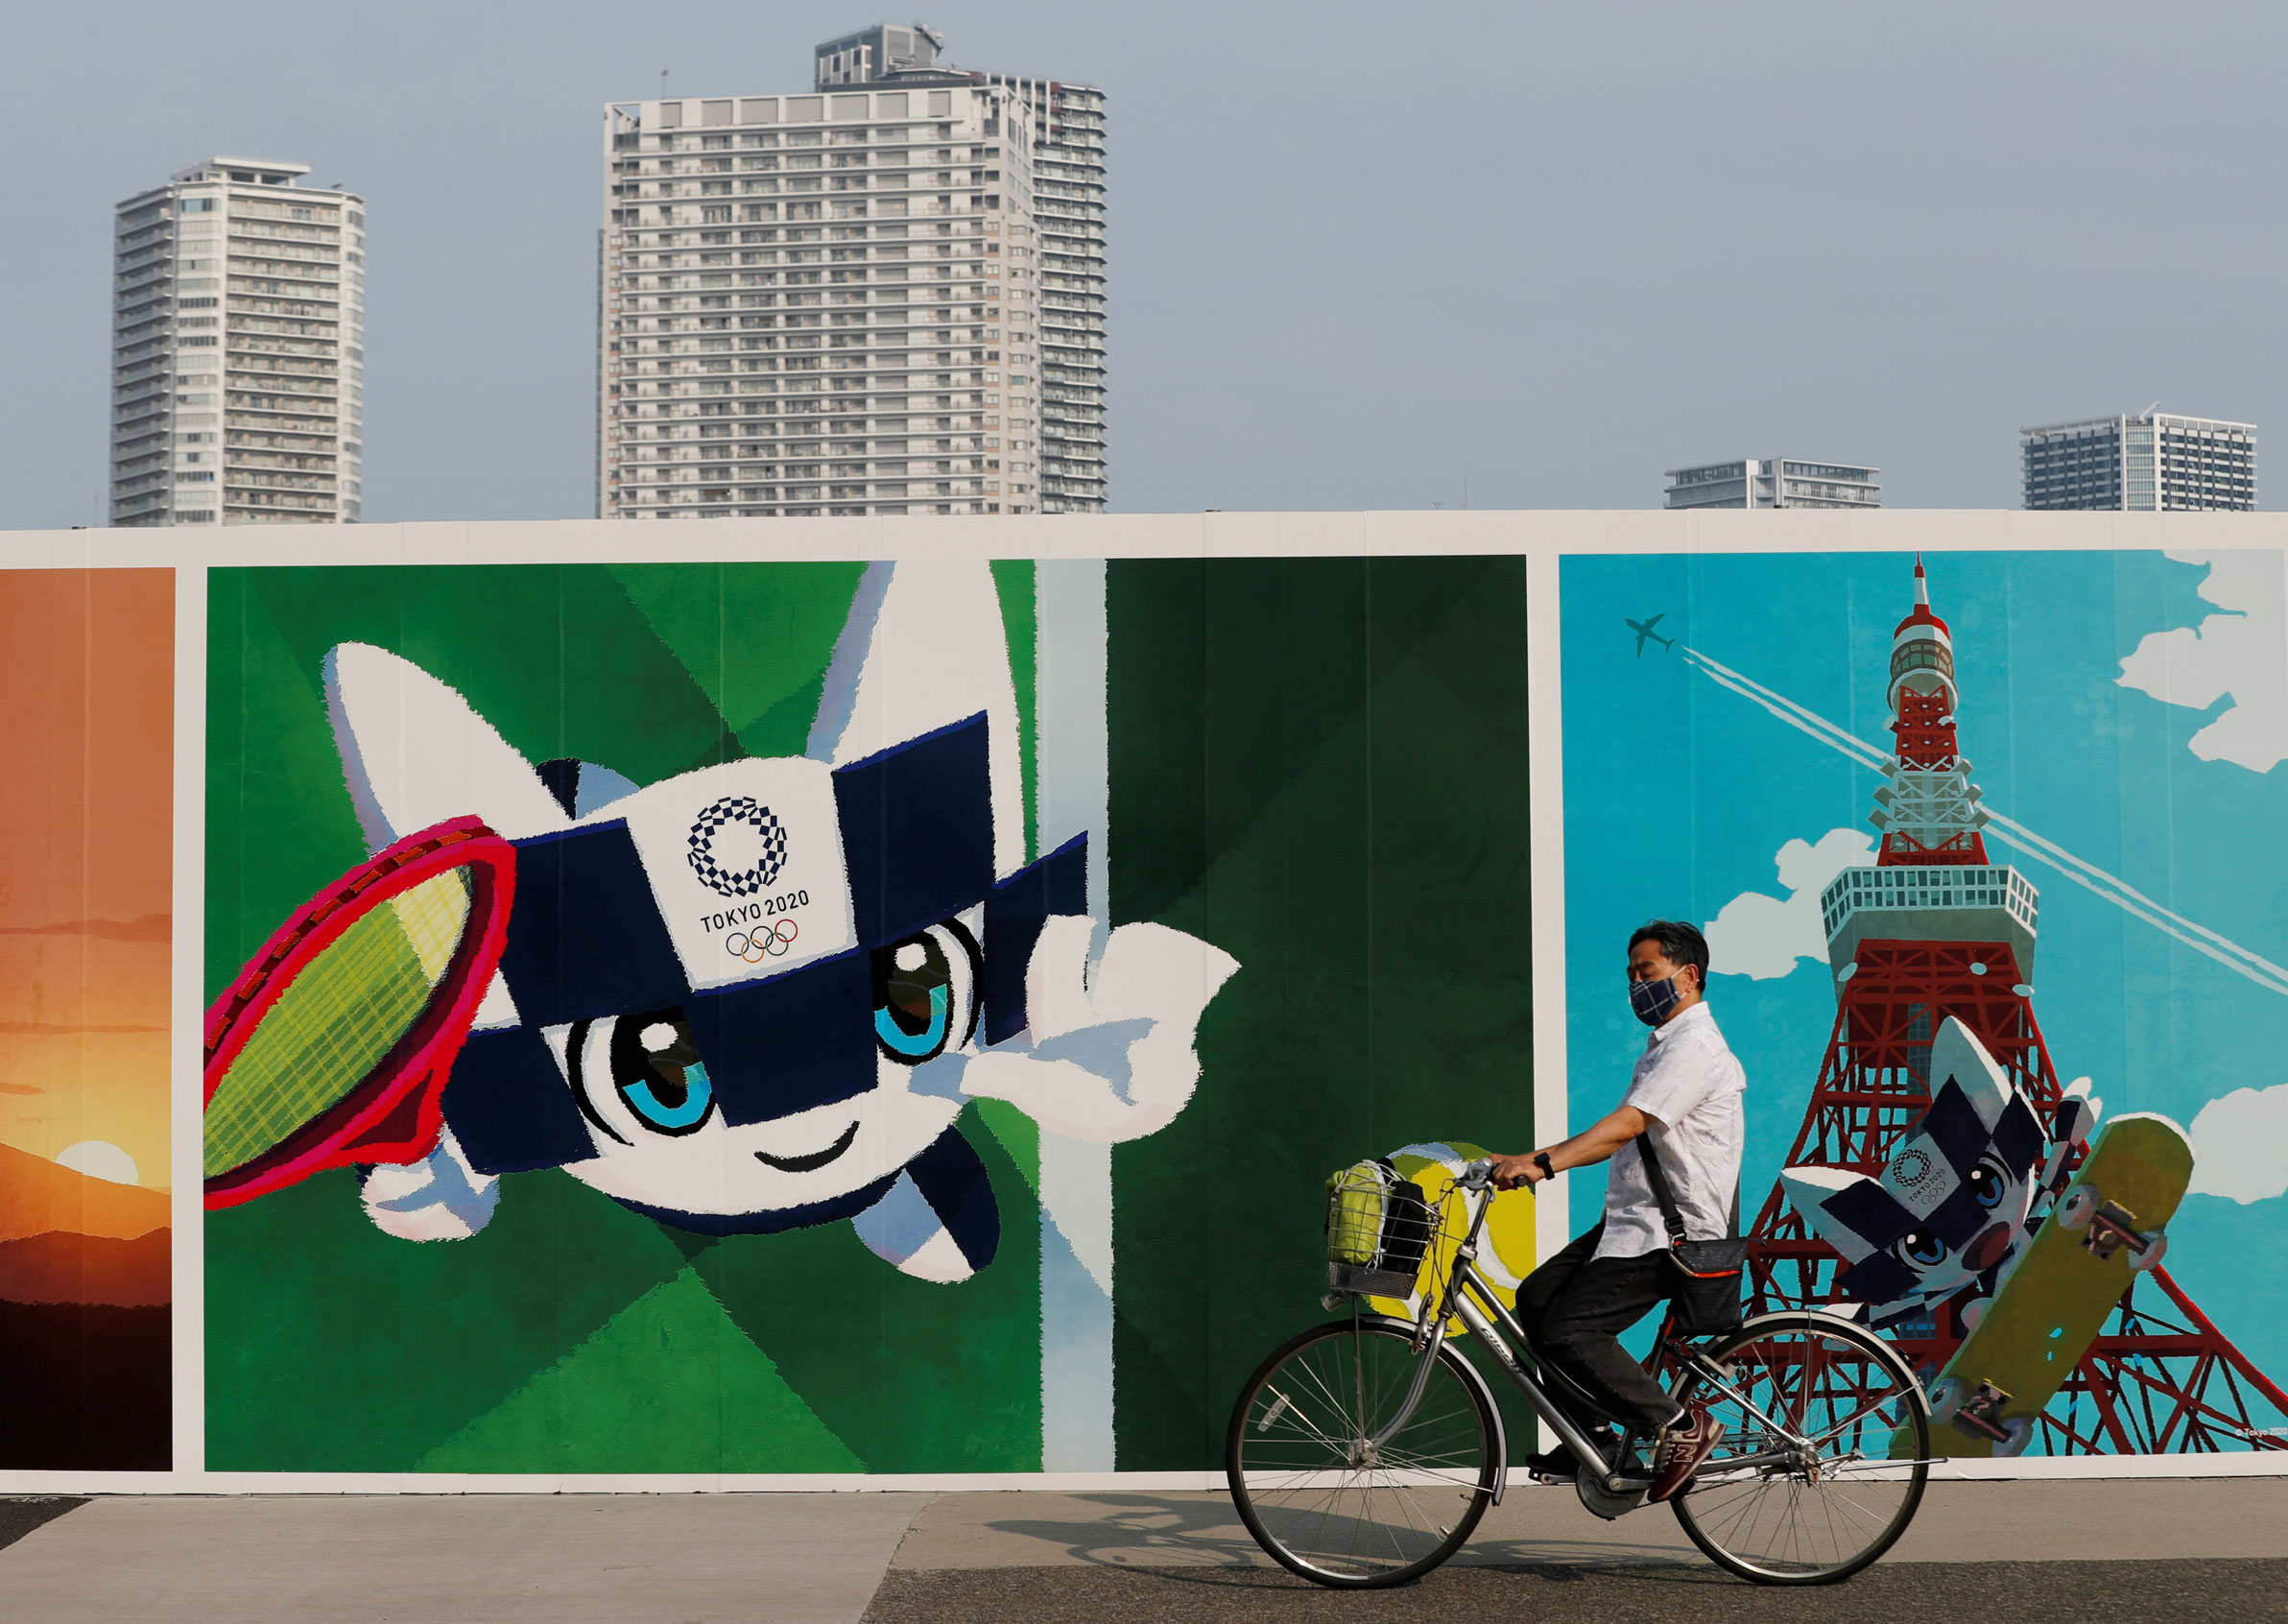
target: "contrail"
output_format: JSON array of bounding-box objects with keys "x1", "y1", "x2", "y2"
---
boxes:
[{"x1": 1681, "y1": 645, "x2": 2288, "y2": 998}]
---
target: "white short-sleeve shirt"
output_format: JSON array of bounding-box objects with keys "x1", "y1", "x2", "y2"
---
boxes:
[{"x1": 1593, "y1": 1000, "x2": 1747, "y2": 1261}]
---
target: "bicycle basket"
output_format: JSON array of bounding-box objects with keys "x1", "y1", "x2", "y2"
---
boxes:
[{"x1": 1324, "y1": 1158, "x2": 1441, "y2": 1298}]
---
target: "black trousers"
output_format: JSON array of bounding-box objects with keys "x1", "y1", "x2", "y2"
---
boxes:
[{"x1": 1514, "y1": 1222, "x2": 1684, "y2": 1436}]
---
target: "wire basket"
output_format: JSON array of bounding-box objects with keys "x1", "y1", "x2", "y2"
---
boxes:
[{"x1": 1324, "y1": 1160, "x2": 1451, "y2": 1299}]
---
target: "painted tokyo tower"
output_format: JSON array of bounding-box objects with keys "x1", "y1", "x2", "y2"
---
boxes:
[{"x1": 1743, "y1": 558, "x2": 2288, "y2": 1455}]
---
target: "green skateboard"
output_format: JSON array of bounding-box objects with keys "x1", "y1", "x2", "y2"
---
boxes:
[{"x1": 1897, "y1": 1112, "x2": 2193, "y2": 1459}]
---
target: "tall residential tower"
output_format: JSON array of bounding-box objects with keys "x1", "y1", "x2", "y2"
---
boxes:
[
  {"x1": 2021, "y1": 411, "x2": 2255, "y2": 511},
  {"x1": 814, "y1": 25, "x2": 1108, "y2": 513},
  {"x1": 110, "y1": 157, "x2": 365, "y2": 527},
  {"x1": 597, "y1": 83, "x2": 1042, "y2": 518}
]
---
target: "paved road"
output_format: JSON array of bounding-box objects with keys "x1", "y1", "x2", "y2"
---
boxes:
[
  {"x1": 0, "y1": 1499, "x2": 82, "y2": 1555},
  {"x1": 865, "y1": 1560, "x2": 2288, "y2": 1623},
  {"x1": 3, "y1": 1479, "x2": 2285, "y2": 1622}
]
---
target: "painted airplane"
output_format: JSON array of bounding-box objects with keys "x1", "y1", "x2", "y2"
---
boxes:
[{"x1": 1626, "y1": 614, "x2": 1674, "y2": 657}]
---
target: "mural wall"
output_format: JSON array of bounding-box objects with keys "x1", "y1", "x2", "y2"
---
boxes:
[
  {"x1": 0, "y1": 568, "x2": 174, "y2": 1470},
  {"x1": 1562, "y1": 547, "x2": 2288, "y2": 1457},
  {"x1": 3, "y1": 516, "x2": 2279, "y2": 1487},
  {"x1": 202, "y1": 554, "x2": 1534, "y2": 1474}
]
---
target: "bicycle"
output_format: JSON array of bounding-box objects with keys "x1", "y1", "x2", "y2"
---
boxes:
[{"x1": 1226, "y1": 1158, "x2": 1930, "y2": 1588}]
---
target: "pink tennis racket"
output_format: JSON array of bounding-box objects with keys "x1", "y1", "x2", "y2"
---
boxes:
[{"x1": 203, "y1": 816, "x2": 515, "y2": 1209}]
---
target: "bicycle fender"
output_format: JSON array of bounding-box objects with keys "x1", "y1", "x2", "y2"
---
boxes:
[
  {"x1": 1345, "y1": 1313, "x2": 1510, "y2": 1504},
  {"x1": 1381, "y1": 1317, "x2": 1510, "y2": 1509}
]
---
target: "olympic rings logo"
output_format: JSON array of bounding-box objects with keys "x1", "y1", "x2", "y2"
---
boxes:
[{"x1": 727, "y1": 918, "x2": 799, "y2": 963}]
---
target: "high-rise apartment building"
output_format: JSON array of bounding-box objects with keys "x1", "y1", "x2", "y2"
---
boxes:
[
  {"x1": 1663, "y1": 458, "x2": 1880, "y2": 511},
  {"x1": 597, "y1": 81, "x2": 1044, "y2": 518},
  {"x1": 813, "y1": 25, "x2": 1107, "y2": 513},
  {"x1": 110, "y1": 157, "x2": 364, "y2": 527},
  {"x1": 2021, "y1": 411, "x2": 2255, "y2": 511}
]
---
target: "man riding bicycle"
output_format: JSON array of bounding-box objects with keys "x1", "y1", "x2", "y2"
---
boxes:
[{"x1": 1490, "y1": 919, "x2": 1744, "y2": 1503}]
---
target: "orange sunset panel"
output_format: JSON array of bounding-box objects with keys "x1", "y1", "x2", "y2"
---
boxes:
[{"x1": 0, "y1": 569, "x2": 173, "y2": 1190}]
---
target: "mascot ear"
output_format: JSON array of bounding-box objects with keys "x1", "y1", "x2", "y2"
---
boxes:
[
  {"x1": 324, "y1": 642, "x2": 571, "y2": 850},
  {"x1": 1928, "y1": 1017, "x2": 2013, "y2": 1128},
  {"x1": 1780, "y1": 1164, "x2": 1881, "y2": 1265},
  {"x1": 806, "y1": 560, "x2": 1026, "y2": 879}
]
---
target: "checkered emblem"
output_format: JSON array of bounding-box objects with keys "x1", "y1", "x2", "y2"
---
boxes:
[{"x1": 686, "y1": 798, "x2": 789, "y2": 897}]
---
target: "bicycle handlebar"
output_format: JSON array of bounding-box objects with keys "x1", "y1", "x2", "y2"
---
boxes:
[{"x1": 1456, "y1": 1158, "x2": 1495, "y2": 1193}]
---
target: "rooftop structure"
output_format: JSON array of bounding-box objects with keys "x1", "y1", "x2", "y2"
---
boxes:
[{"x1": 815, "y1": 22, "x2": 945, "y2": 84}]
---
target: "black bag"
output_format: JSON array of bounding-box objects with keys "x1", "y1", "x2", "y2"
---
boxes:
[
  {"x1": 1636, "y1": 1131, "x2": 1747, "y2": 1338},
  {"x1": 1375, "y1": 1171, "x2": 1435, "y2": 1281}
]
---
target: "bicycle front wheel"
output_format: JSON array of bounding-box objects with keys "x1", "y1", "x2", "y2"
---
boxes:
[
  {"x1": 1226, "y1": 1318, "x2": 1498, "y2": 1588},
  {"x1": 1668, "y1": 1310, "x2": 1930, "y2": 1585}
]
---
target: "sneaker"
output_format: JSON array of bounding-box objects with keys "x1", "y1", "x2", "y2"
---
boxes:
[{"x1": 1646, "y1": 1403, "x2": 1724, "y2": 1503}]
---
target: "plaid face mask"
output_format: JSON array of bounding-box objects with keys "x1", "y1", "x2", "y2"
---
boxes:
[{"x1": 1630, "y1": 971, "x2": 1684, "y2": 1027}]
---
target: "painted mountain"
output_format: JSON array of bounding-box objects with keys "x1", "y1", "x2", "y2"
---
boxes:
[{"x1": 0, "y1": 1142, "x2": 171, "y2": 1469}]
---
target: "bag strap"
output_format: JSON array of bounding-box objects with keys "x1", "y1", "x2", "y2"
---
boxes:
[
  {"x1": 1634, "y1": 1132, "x2": 1692, "y2": 1249},
  {"x1": 1634, "y1": 1131, "x2": 1742, "y2": 1245}
]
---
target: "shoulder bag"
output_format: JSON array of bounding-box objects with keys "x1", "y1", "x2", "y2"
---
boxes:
[{"x1": 1635, "y1": 1131, "x2": 1748, "y2": 1338}]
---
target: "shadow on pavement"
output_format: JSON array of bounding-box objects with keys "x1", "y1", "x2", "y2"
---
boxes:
[
  {"x1": 975, "y1": 1491, "x2": 1704, "y2": 1577},
  {"x1": 980, "y1": 1493, "x2": 1272, "y2": 1572},
  {"x1": 0, "y1": 1499, "x2": 89, "y2": 1555}
]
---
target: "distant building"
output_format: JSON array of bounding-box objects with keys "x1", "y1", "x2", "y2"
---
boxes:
[
  {"x1": 2021, "y1": 411, "x2": 2255, "y2": 512},
  {"x1": 109, "y1": 157, "x2": 364, "y2": 527},
  {"x1": 595, "y1": 23, "x2": 1109, "y2": 519},
  {"x1": 816, "y1": 25, "x2": 1107, "y2": 513},
  {"x1": 1663, "y1": 458, "x2": 1880, "y2": 511},
  {"x1": 596, "y1": 77, "x2": 1042, "y2": 518}
]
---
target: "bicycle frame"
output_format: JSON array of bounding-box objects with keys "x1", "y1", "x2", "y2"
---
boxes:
[{"x1": 1364, "y1": 1181, "x2": 1810, "y2": 1495}]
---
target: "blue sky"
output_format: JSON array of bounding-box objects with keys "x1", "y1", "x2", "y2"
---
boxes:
[
  {"x1": 9, "y1": 2, "x2": 2288, "y2": 525},
  {"x1": 1561, "y1": 546, "x2": 2288, "y2": 1399}
]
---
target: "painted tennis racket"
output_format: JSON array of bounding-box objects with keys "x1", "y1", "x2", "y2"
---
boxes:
[{"x1": 203, "y1": 816, "x2": 516, "y2": 1209}]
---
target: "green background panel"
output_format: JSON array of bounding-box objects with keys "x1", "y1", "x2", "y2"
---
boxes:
[{"x1": 1105, "y1": 556, "x2": 1537, "y2": 1469}]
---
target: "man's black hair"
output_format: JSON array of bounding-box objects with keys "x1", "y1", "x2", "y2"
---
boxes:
[{"x1": 1629, "y1": 919, "x2": 1709, "y2": 985}]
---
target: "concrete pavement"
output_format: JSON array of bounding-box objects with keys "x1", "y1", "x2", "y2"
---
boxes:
[
  {"x1": 0, "y1": 1492, "x2": 925, "y2": 1623},
  {"x1": 864, "y1": 1560, "x2": 2288, "y2": 1623},
  {"x1": 0, "y1": 1478, "x2": 2283, "y2": 1622}
]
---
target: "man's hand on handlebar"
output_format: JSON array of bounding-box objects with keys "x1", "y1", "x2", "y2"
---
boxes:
[{"x1": 1487, "y1": 1152, "x2": 1552, "y2": 1191}]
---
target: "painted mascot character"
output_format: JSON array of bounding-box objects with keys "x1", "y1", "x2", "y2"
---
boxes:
[
  {"x1": 1782, "y1": 1016, "x2": 2095, "y2": 1330},
  {"x1": 331, "y1": 560, "x2": 1237, "y2": 1283}
]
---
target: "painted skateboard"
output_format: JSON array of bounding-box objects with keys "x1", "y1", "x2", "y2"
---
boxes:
[{"x1": 1896, "y1": 1111, "x2": 2193, "y2": 1459}]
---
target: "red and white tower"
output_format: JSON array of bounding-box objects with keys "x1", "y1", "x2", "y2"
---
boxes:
[{"x1": 1741, "y1": 558, "x2": 2288, "y2": 1454}]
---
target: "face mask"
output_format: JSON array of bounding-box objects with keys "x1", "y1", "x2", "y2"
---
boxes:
[{"x1": 1629, "y1": 972, "x2": 1684, "y2": 1027}]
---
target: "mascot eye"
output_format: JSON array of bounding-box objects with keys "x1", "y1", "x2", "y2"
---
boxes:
[
  {"x1": 607, "y1": 1009, "x2": 716, "y2": 1134},
  {"x1": 872, "y1": 921, "x2": 980, "y2": 1063},
  {"x1": 1966, "y1": 1152, "x2": 2011, "y2": 1210},
  {"x1": 1892, "y1": 1227, "x2": 1948, "y2": 1270}
]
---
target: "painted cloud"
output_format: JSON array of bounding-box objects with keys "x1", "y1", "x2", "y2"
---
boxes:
[
  {"x1": 2187, "y1": 1083, "x2": 2288, "y2": 1205},
  {"x1": 2117, "y1": 550, "x2": 2288, "y2": 774},
  {"x1": 1704, "y1": 828, "x2": 1874, "y2": 981}
]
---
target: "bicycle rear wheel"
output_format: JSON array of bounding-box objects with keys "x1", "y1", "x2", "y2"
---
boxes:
[
  {"x1": 1227, "y1": 1318, "x2": 1498, "y2": 1588},
  {"x1": 1667, "y1": 1311, "x2": 1930, "y2": 1585}
]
